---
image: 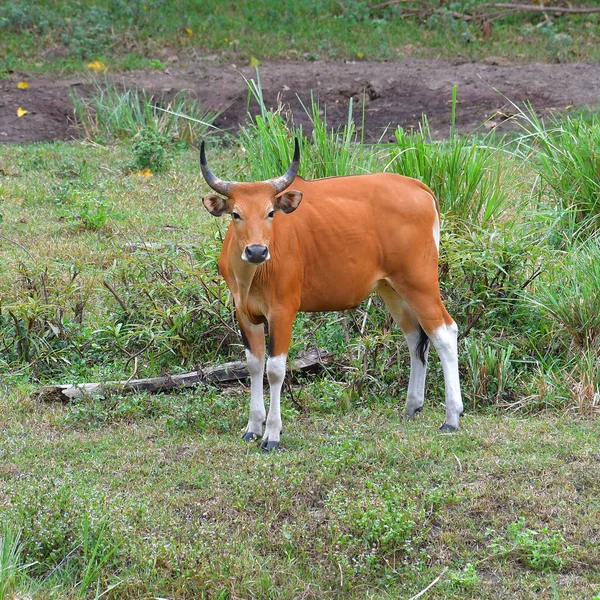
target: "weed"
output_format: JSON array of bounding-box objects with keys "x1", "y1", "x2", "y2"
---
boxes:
[
  {"x1": 0, "y1": 262, "x2": 91, "y2": 378},
  {"x1": 73, "y1": 193, "x2": 113, "y2": 230},
  {"x1": 446, "y1": 562, "x2": 479, "y2": 591},
  {"x1": 327, "y1": 478, "x2": 427, "y2": 575},
  {"x1": 488, "y1": 518, "x2": 571, "y2": 572}
]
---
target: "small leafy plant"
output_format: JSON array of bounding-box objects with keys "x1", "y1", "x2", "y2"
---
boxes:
[
  {"x1": 489, "y1": 518, "x2": 571, "y2": 572},
  {"x1": 74, "y1": 193, "x2": 112, "y2": 230},
  {"x1": 132, "y1": 127, "x2": 172, "y2": 172}
]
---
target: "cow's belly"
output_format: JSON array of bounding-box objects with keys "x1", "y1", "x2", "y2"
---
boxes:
[{"x1": 298, "y1": 270, "x2": 380, "y2": 312}]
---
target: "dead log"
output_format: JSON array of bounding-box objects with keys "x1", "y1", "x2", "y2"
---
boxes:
[
  {"x1": 479, "y1": 4, "x2": 600, "y2": 16},
  {"x1": 33, "y1": 348, "x2": 335, "y2": 403},
  {"x1": 123, "y1": 242, "x2": 194, "y2": 253}
]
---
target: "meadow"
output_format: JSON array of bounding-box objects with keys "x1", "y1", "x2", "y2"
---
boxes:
[
  {"x1": 2, "y1": 0, "x2": 600, "y2": 75},
  {"x1": 1, "y1": 1, "x2": 600, "y2": 598}
]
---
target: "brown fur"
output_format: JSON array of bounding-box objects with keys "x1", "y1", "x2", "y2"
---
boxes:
[{"x1": 213, "y1": 173, "x2": 453, "y2": 358}]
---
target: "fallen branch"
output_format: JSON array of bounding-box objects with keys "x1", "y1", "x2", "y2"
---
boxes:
[
  {"x1": 33, "y1": 348, "x2": 335, "y2": 403},
  {"x1": 479, "y1": 3, "x2": 600, "y2": 15},
  {"x1": 367, "y1": 1, "x2": 600, "y2": 22}
]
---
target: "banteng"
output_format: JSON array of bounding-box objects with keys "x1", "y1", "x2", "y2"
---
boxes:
[{"x1": 200, "y1": 140, "x2": 462, "y2": 450}]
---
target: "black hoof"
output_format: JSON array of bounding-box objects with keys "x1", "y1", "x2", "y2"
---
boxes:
[
  {"x1": 439, "y1": 423, "x2": 458, "y2": 433},
  {"x1": 260, "y1": 440, "x2": 279, "y2": 452},
  {"x1": 405, "y1": 406, "x2": 423, "y2": 420},
  {"x1": 242, "y1": 431, "x2": 260, "y2": 442}
]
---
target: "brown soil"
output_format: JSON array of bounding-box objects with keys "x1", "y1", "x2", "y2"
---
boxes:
[{"x1": 1, "y1": 57, "x2": 600, "y2": 144}]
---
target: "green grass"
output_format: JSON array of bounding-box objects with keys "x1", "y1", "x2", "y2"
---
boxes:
[
  {"x1": 70, "y1": 78, "x2": 221, "y2": 146},
  {"x1": 1, "y1": 0, "x2": 600, "y2": 75},
  {"x1": 1, "y1": 385, "x2": 599, "y2": 598},
  {"x1": 2, "y1": 95, "x2": 600, "y2": 597},
  {"x1": 0, "y1": 142, "x2": 234, "y2": 380},
  {"x1": 509, "y1": 105, "x2": 600, "y2": 238}
]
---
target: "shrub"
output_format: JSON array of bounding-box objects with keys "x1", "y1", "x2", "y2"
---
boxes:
[{"x1": 132, "y1": 127, "x2": 171, "y2": 172}]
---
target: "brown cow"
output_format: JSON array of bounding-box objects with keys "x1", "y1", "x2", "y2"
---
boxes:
[{"x1": 200, "y1": 140, "x2": 462, "y2": 450}]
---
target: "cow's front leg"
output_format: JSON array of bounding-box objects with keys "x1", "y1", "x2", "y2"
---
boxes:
[
  {"x1": 239, "y1": 316, "x2": 266, "y2": 442},
  {"x1": 261, "y1": 310, "x2": 296, "y2": 451}
]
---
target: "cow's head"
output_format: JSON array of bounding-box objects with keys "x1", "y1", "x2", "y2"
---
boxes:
[{"x1": 200, "y1": 140, "x2": 303, "y2": 265}]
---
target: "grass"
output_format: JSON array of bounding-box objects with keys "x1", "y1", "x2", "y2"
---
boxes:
[
  {"x1": 0, "y1": 142, "x2": 234, "y2": 380},
  {"x1": 1, "y1": 385, "x2": 599, "y2": 598},
  {"x1": 1, "y1": 0, "x2": 600, "y2": 75},
  {"x1": 509, "y1": 105, "x2": 600, "y2": 238},
  {"x1": 529, "y1": 237, "x2": 600, "y2": 351},
  {"x1": 2, "y1": 83, "x2": 600, "y2": 597},
  {"x1": 70, "y1": 78, "x2": 221, "y2": 145},
  {"x1": 0, "y1": 528, "x2": 34, "y2": 600}
]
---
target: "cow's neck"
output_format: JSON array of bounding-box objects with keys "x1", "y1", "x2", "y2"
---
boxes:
[{"x1": 232, "y1": 261, "x2": 259, "y2": 310}]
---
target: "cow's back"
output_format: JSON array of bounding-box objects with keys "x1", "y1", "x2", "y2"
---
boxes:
[{"x1": 265, "y1": 173, "x2": 441, "y2": 312}]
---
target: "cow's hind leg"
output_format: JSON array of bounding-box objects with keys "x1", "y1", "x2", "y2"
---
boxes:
[
  {"x1": 238, "y1": 315, "x2": 266, "y2": 442},
  {"x1": 381, "y1": 278, "x2": 463, "y2": 431},
  {"x1": 428, "y1": 319, "x2": 462, "y2": 431},
  {"x1": 376, "y1": 281, "x2": 429, "y2": 419}
]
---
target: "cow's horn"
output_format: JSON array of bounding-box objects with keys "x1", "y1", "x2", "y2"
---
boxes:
[
  {"x1": 269, "y1": 138, "x2": 300, "y2": 194},
  {"x1": 200, "y1": 141, "x2": 235, "y2": 196}
]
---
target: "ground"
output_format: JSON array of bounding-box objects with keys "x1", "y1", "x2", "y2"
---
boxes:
[{"x1": 2, "y1": 56, "x2": 600, "y2": 143}]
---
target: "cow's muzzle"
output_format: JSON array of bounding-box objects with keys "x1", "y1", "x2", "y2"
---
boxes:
[{"x1": 244, "y1": 245, "x2": 270, "y2": 264}]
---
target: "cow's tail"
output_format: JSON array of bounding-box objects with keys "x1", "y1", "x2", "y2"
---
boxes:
[{"x1": 416, "y1": 326, "x2": 430, "y2": 366}]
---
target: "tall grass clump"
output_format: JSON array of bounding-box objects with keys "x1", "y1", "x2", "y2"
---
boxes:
[
  {"x1": 299, "y1": 93, "x2": 380, "y2": 177},
  {"x1": 70, "y1": 78, "x2": 220, "y2": 144},
  {"x1": 387, "y1": 118, "x2": 507, "y2": 225},
  {"x1": 511, "y1": 106, "x2": 600, "y2": 238},
  {"x1": 385, "y1": 87, "x2": 508, "y2": 225},
  {"x1": 238, "y1": 73, "x2": 379, "y2": 181},
  {"x1": 529, "y1": 236, "x2": 600, "y2": 351},
  {"x1": 0, "y1": 528, "x2": 34, "y2": 600}
]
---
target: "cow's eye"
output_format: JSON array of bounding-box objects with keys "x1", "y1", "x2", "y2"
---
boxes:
[
  {"x1": 232, "y1": 212, "x2": 241, "y2": 221},
  {"x1": 268, "y1": 210, "x2": 275, "y2": 219}
]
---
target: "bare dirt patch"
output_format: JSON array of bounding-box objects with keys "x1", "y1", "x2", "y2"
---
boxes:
[{"x1": 2, "y1": 57, "x2": 600, "y2": 144}]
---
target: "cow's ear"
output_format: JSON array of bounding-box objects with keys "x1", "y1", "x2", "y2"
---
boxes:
[
  {"x1": 202, "y1": 193, "x2": 229, "y2": 217},
  {"x1": 275, "y1": 190, "x2": 303, "y2": 214}
]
